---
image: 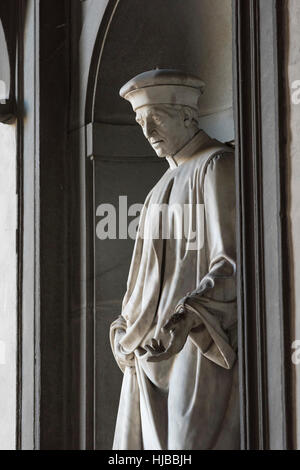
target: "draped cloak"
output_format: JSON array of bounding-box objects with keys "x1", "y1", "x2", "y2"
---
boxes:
[{"x1": 110, "y1": 130, "x2": 240, "y2": 450}]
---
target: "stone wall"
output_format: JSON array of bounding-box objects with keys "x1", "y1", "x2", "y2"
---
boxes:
[
  {"x1": 287, "y1": 0, "x2": 300, "y2": 449},
  {"x1": 0, "y1": 123, "x2": 16, "y2": 450}
]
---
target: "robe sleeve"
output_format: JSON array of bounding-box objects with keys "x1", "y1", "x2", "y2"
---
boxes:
[
  {"x1": 110, "y1": 315, "x2": 136, "y2": 372},
  {"x1": 175, "y1": 151, "x2": 237, "y2": 369},
  {"x1": 203, "y1": 152, "x2": 236, "y2": 277}
]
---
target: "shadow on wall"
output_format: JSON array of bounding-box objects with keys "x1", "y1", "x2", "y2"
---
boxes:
[{"x1": 94, "y1": 0, "x2": 233, "y2": 141}]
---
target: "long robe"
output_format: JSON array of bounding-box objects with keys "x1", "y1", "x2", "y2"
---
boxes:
[{"x1": 110, "y1": 130, "x2": 240, "y2": 450}]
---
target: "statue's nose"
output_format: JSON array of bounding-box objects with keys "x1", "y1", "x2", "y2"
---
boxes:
[{"x1": 144, "y1": 120, "x2": 155, "y2": 139}]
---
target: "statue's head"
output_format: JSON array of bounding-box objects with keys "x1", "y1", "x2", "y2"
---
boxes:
[{"x1": 120, "y1": 70, "x2": 205, "y2": 158}]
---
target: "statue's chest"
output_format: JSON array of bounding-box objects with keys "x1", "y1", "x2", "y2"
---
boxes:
[
  {"x1": 140, "y1": 164, "x2": 205, "y2": 245},
  {"x1": 148, "y1": 163, "x2": 204, "y2": 207}
]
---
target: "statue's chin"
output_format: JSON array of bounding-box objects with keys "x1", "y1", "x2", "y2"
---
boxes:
[{"x1": 152, "y1": 146, "x2": 168, "y2": 158}]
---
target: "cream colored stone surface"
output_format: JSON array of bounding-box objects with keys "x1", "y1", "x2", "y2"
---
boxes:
[
  {"x1": 287, "y1": 0, "x2": 300, "y2": 449},
  {"x1": 110, "y1": 72, "x2": 239, "y2": 449},
  {"x1": 0, "y1": 123, "x2": 16, "y2": 450},
  {"x1": 110, "y1": 130, "x2": 239, "y2": 450}
]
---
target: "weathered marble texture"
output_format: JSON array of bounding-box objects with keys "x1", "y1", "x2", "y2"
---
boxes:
[{"x1": 110, "y1": 130, "x2": 239, "y2": 450}]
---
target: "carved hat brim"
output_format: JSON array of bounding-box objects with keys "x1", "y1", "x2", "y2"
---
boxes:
[{"x1": 120, "y1": 69, "x2": 205, "y2": 112}]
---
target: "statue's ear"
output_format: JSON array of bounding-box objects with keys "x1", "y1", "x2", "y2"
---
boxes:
[{"x1": 183, "y1": 107, "x2": 193, "y2": 128}]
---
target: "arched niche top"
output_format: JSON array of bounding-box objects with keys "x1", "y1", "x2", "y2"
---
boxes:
[
  {"x1": 0, "y1": 20, "x2": 10, "y2": 100},
  {"x1": 86, "y1": 0, "x2": 233, "y2": 141},
  {"x1": 0, "y1": 0, "x2": 17, "y2": 124}
]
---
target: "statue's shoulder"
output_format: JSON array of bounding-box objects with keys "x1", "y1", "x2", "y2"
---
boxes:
[
  {"x1": 193, "y1": 139, "x2": 233, "y2": 165},
  {"x1": 193, "y1": 141, "x2": 234, "y2": 187}
]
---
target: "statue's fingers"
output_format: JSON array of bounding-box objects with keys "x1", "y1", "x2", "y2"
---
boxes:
[
  {"x1": 152, "y1": 339, "x2": 165, "y2": 353},
  {"x1": 144, "y1": 344, "x2": 156, "y2": 354},
  {"x1": 145, "y1": 340, "x2": 166, "y2": 356},
  {"x1": 147, "y1": 350, "x2": 173, "y2": 362},
  {"x1": 147, "y1": 338, "x2": 177, "y2": 362},
  {"x1": 151, "y1": 338, "x2": 159, "y2": 348}
]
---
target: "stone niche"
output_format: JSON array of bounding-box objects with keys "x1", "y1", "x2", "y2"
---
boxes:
[
  {"x1": 95, "y1": 0, "x2": 233, "y2": 141},
  {"x1": 0, "y1": 0, "x2": 17, "y2": 124},
  {"x1": 90, "y1": 0, "x2": 233, "y2": 449}
]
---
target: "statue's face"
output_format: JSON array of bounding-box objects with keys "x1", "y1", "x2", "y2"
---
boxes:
[{"x1": 135, "y1": 104, "x2": 192, "y2": 158}]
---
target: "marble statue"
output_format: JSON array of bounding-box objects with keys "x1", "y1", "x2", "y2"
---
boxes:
[{"x1": 110, "y1": 69, "x2": 239, "y2": 450}]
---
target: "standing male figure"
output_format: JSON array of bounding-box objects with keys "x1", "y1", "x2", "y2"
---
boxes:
[{"x1": 110, "y1": 69, "x2": 239, "y2": 450}]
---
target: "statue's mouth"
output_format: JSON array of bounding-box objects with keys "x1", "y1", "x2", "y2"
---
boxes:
[{"x1": 151, "y1": 140, "x2": 164, "y2": 145}]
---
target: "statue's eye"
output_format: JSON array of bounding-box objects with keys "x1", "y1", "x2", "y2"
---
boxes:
[{"x1": 153, "y1": 115, "x2": 161, "y2": 125}]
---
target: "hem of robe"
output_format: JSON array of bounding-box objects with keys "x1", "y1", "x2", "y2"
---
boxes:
[{"x1": 110, "y1": 297, "x2": 237, "y2": 450}]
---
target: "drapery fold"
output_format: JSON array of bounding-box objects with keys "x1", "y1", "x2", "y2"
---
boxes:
[{"x1": 110, "y1": 131, "x2": 239, "y2": 450}]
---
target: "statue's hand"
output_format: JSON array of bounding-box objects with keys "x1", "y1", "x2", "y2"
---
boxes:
[
  {"x1": 145, "y1": 308, "x2": 201, "y2": 362},
  {"x1": 114, "y1": 328, "x2": 135, "y2": 367}
]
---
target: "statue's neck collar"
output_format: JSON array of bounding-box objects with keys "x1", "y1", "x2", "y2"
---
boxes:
[{"x1": 166, "y1": 130, "x2": 213, "y2": 169}]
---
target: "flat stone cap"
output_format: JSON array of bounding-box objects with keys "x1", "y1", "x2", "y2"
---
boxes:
[{"x1": 120, "y1": 69, "x2": 205, "y2": 111}]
